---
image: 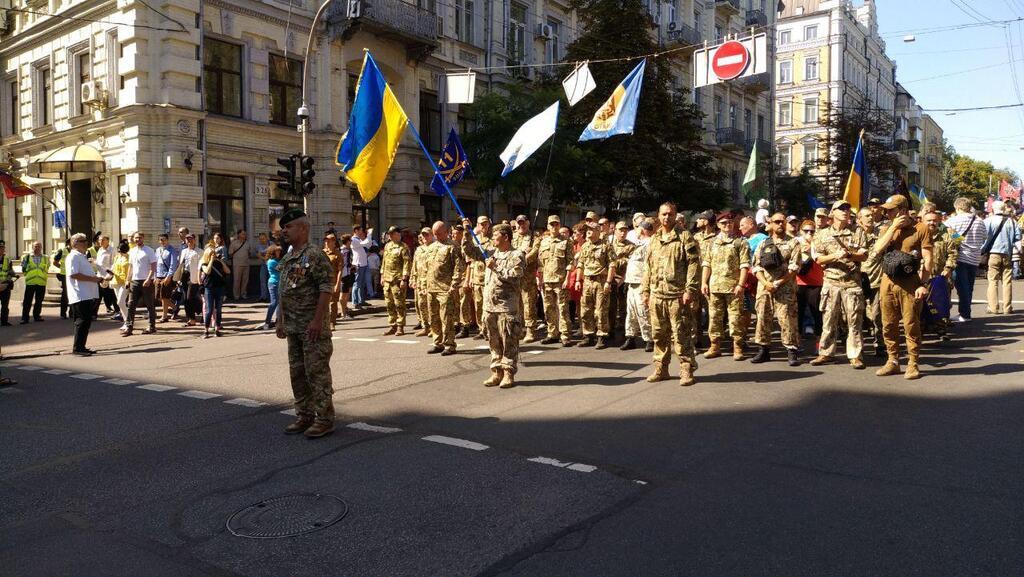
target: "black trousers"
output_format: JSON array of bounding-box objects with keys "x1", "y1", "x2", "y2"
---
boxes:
[
  {"x1": 184, "y1": 282, "x2": 201, "y2": 321},
  {"x1": 99, "y1": 287, "x2": 116, "y2": 312},
  {"x1": 71, "y1": 299, "x2": 98, "y2": 351},
  {"x1": 57, "y1": 275, "x2": 68, "y2": 317},
  {"x1": 21, "y1": 285, "x2": 45, "y2": 321},
  {"x1": 126, "y1": 280, "x2": 156, "y2": 329},
  {"x1": 0, "y1": 286, "x2": 10, "y2": 324}
]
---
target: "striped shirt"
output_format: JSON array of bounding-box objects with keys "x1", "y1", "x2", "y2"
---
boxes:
[{"x1": 945, "y1": 213, "x2": 987, "y2": 266}]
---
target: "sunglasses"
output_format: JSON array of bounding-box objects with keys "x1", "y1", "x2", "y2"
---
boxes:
[
  {"x1": 802, "y1": 229, "x2": 814, "y2": 233},
  {"x1": 770, "y1": 220, "x2": 785, "y2": 224}
]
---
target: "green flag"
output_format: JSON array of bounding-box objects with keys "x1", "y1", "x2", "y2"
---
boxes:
[{"x1": 742, "y1": 144, "x2": 764, "y2": 204}]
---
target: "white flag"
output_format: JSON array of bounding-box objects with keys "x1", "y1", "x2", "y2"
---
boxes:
[
  {"x1": 562, "y1": 62, "x2": 596, "y2": 107},
  {"x1": 500, "y1": 102, "x2": 560, "y2": 177},
  {"x1": 445, "y1": 72, "x2": 476, "y2": 104}
]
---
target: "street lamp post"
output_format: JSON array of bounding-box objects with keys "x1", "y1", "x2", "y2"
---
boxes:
[{"x1": 300, "y1": 0, "x2": 337, "y2": 214}]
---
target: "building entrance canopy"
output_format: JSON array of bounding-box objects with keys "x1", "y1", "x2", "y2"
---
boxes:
[{"x1": 27, "y1": 144, "x2": 106, "y2": 178}]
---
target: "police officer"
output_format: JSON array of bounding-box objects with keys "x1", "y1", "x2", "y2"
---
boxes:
[
  {"x1": 426, "y1": 221, "x2": 466, "y2": 355},
  {"x1": 21, "y1": 241, "x2": 49, "y2": 323},
  {"x1": 608, "y1": 221, "x2": 636, "y2": 340},
  {"x1": 275, "y1": 209, "x2": 336, "y2": 439},
  {"x1": 701, "y1": 211, "x2": 750, "y2": 360},
  {"x1": 0, "y1": 242, "x2": 16, "y2": 326},
  {"x1": 870, "y1": 195, "x2": 933, "y2": 380},
  {"x1": 512, "y1": 215, "x2": 541, "y2": 343},
  {"x1": 463, "y1": 220, "x2": 526, "y2": 388},
  {"x1": 538, "y1": 215, "x2": 574, "y2": 346},
  {"x1": 380, "y1": 225, "x2": 412, "y2": 335},
  {"x1": 810, "y1": 200, "x2": 869, "y2": 369},
  {"x1": 750, "y1": 212, "x2": 802, "y2": 366},
  {"x1": 641, "y1": 202, "x2": 700, "y2": 386},
  {"x1": 574, "y1": 223, "x2": 614, "y2": 348},
  {"x1": 412, "y1": 227, "x2": 434, "y2": 337},
  {"x1": 468, "y1": 216, "x2": 493, "y2": 340}
]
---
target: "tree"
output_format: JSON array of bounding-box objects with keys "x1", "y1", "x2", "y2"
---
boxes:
[
  {"x1": 817, "y1": 104, "x2": 903, "y2": 200},
  {"x1": 940, "y1": 141, "x2": 1020, "y2": 210},
  {"x1": 775, "y1": 167, "x2": 826, "y2": 217}
]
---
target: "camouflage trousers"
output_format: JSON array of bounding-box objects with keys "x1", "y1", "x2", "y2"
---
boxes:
[
  {"x1": 473, "y1": 285, "x2": 487, "y2": 337},
  {"x1": 384, "y1": 280, "x2": 406, "y2": 327},
  {"x1": 753, "y1": 292, "x2": 799, "y2": 349},
  {"x1": 580, "y1": 277, "x2": 610, "y2": 336},
  {"x1": 881, "y1": 278, "x2": 923, "y2": 364},
  {"x1": 607, "y1": 282, "x2": 628, "y2": 333},
  {"x1": 428, "y1": 291, "x2": 458, "y2": 349},
  {"x1": 864, "y1": 284, "x2": 884, "y2": 345},
  {"x1": 520, "y1": 279, "x2": 539, "y2": 332},
  {"x1": 286, "y1": 333, "x2": 335, "y2": 423},
  {"x1": 415, "y1": 287, "x2": 431, "y2": 331},
  {"x1": 650, "y1": 296, "x2": 697, "y2": 372},
  {"x1": 689, "y1": 293, "x2": 707, "y2": 345},
  {"x1": 707, "y1": 292, "x2": 745, "y2": 344},
  {"x1": 541, "y1": 283, "x2": 572, "y2": 341},
  {"x1": 459, "y1": 287, "x2": 474, "y2": 327},
  {"x1": 624, "y1": 284, "x2": 651, "y2": 341},
  {"x1": 486, "y1": 311, "x2": 522, "y2": 374},
  {"x1": 819, "y1": 283, "x2": 864, "y2": 360}
]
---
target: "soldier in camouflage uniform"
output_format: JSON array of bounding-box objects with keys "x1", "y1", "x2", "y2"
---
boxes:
[
  {"x1": 750, "y1": 212, "x2": 802, "y2": 366},
  {"x1": 608, "y1": 221, "x2": 637, "y2": 339},
  {"x1": 691, "y1": 210, "x2": 717, "y2": 347},
  {"x1": 537, "y1": 215, "x2": 575, "y2": 346},
  {"x1": 275, "y1": 209, "x2": 336, "y2": 439},
  {"x1": 380, "y1": 225, "x2": 412, "y2": 335},
  {"x1": 425, "y1": 221, "x2": 466, "y2": 355},
  {"x1": 412, "y1": 228, "x2": 434, "y2": 337},
  {"x1": 701, "y1": 211, "x2": 751, "y2": 360},
  {"x1": 923, "y1": 210, "x2": 958, "y2": 341},
  {"x1": 641, "y1": 202, "x2": 700, "y2": 386},
  {"x1": 810, "y1": 200, "x2": 869, "y2": 369},
  {"x1": 463, "y1": 221, "x2": 526, "y2": 388},
  {"x1": 452, "y1": 224, "x2": 474, "y2": 338},
  {"x1": 853, "y1": 208, "x2": 885, "y2": 355},
  {"x1": 468, "y1": 216, "x2": 494, "y2": 340},
  {"x1": 574, "y1": 223, "x2": 615, "y2": 348},
  {"x1": 512, "y1": 215, "x2": 542, "y2": 342}
]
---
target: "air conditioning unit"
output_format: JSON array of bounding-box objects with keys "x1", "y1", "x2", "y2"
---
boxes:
[
  {"x1": 536, "y1": 23, "x2": 552, "y2": 39},
  {"x1": 81, "y1": 79, "x2": 106, "y2": 107},
  {"x1": 667, "y1": 21, "x2": 678, "y2": 31}
]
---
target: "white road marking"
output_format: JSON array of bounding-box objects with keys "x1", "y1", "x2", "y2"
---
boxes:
[
  {"x1": 349, "y1": 337, "x2": 379, "y2": 342},
  {"x1": 528, "y1": 456, "x2": 572, "y2": 468},
  {"x1": 952, "y1": 299, "x2": 1024, "y2": 304},
  {"x1": 42, "y1": 369, "x2": 71, "y2": 375},
  {"x1": 18, "y1": 366, "x2": 41, "y2": 371},
  {"x1": 71, "y1": 373, "x2": 102, "y2": 380},
  {"x1": 386, "y1": 339, "x2": 419, "y2": 344},
  {"x1": 224, "y1": 397, "x2": 266, "y2": 407},
  {"x1": 475, "y1": 345, "x2": 490, "y2": 350},
  {"x1": 634, "y1": 480, "x2": 649, "y2": 485},
  {"x1": 0, "y1": 387, "x2": 24, "y2": 394},
  {"x1": 138, "y1": 384, "x2": 177, "y2": 392},
  {"x1": 348, "y1": 422, "x2": 403, "y2": 434},
  {"x1": 526, "y1": 350, "x2": 544, "y2": 355},
  {"x1": 103, "y1": 378, "x2": 136, "y2": 386},
  {"x1": 422, "y1": 435, "x2": 489, "y2": 451},
  {"x1": 0, "y1": 362, "x2": 19, "y2": 368},
  {"x1": 280, "y1": 408, "x2": 297, "y2": 416},
  {"x1": 178, "y1": 390, "x2": 221, "y2": 400},
  {"x1": 567, "y1": 463, "x2": 597, "y2": 473}
]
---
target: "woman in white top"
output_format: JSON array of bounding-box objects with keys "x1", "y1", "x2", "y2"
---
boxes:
[{"x1": 179, "y1": 233, "x2": 203, "y2": 326}]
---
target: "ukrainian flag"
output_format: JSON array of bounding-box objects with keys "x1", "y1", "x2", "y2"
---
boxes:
[
  {"x1": 842, "y1": 129, "x2": 867, "y2": 210},
  {"x1": 336, "y1": 52, "x2": 408, "y2": 203}
]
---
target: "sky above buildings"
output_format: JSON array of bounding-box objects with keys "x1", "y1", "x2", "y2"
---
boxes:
[{"x1": 876, "y1": 0, "x2": 1024, "y2": 181}]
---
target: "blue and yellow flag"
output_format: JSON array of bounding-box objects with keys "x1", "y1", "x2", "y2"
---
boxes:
[
  {"x1": 579, "y1": 59, "x2": 646, "y2": 142},
  {"x1": 336, "y1": 52, "x2": 408, "y2": 203},
  {"x1": 430, "y1": 128, "x2": 470, "y2": 196},
  {"x1": 842, "y1": 129, "x2": 867, "y2": 210}
]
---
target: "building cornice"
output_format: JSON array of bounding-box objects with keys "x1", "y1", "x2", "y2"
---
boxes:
[
  {"x1": 0, "y1": 0, "x2": 117, "y2": 57},
  {"x1": 205, "y1": 0, "x2": 314, "y2": 31}
]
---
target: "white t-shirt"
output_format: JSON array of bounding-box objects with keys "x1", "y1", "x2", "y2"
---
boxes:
[
  {"x1": 755, "y1": 208, "x2": 770, "y2": 227},
  {"x1": 95, "y1": 245, "x2": 114, "y2": 274},
  {"x1": 180, "y1": 247, "x2": 202, "y2": 280},
  {"x1": 67, "y1": 249, "x2": 99, "y2": 304},
  {"x1": 129, "y1": 245, "x2": 157, "y2": 281}
]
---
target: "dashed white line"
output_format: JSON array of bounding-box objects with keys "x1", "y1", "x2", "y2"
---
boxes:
[
  {"x1": 349, "y1": 337, "x2": 379, "y2": 342},
  {"x1": 280, "y1": 408, "x2": 298, "y2": 416},
  {"x1": 71, "y1": 373, "x2": 102, "y2": 380},
  {"x1": 475, "y1": 345, "x2": 489, "y2": 350},
  {"x1": 348, "y1": 422, "x2": 403, "y2": 434},
  {"x1": 566, "y1": 463, "x2": 597, "y2": 473},
  {"x1": 42, "y1": 369, "x2": 71, "y2": 375},
  {"x1": 526, "y1": 350, "x2": 544, "y2": 355},
  {"x1": 17, "y1": 366, "x2": 41, "y2": 371},
  {"x1": 386, "y1": 339, "x2": 419, "y2": 344},
  {"x1": 528, "y1": 456, "x2": 597, "y2": 473},
  {"x1": 422, "y1": 435, "x2": 489, "y2": 451},
  {"x1": 138, "y1": 384, "x2": 177, "y2": 392},
  {"x1": 224, "y1": 397, "x2": 266, "y2": 407},
  {"x1": 103, "y1": 378, "x2": 136, "y2": 386},
  {"x1": 178, "y1": 390, "x2": 221, "y2": 400}
]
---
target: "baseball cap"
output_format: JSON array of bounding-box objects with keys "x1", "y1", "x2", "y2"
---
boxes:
[
  {"x1": 615, "y1": 221, "x2": 628, "y2": 230},
  {"x1": 386, "y1": 225, "x2": 404, "y2": 234},
  {"x1": 453, "y1": 223, "x2": 465, "y2": 231},
  {"x1": 515, "y1": 214, "x2": 528, "y2": 222},
  {"x1": 814, "y1": 207, "x2": 830, "y2": 217},
  {"x1": 786, "y1": 215, "x2": 799, "y2": 222},
  {"x1": 632, "y1": 212, "x2": 645, "y2": 223},
  {"x1": 585, "y1": 211, "x2": 598, "y2": 221},
  {"x1": 696, "y1": 210, "x2": 714, "y2": 222},
  {"x1": 866, "y1": 197, "x2": 883, "y2": 206},
  {"x1": 881, "y1": 195, "x2": 909, "y2": 210},
  {"x1": 831, "y1": 200, "x2": 852, "y2": 211},
  {"x1": 419, "y1": 227, "x2": 431, "y2": 235},
  {"x1": 477, "y1": 215, "x2": 490, "y2": 224},
  {"x1": 547, "y1": 215, "x2": 561, "y2": 225}
]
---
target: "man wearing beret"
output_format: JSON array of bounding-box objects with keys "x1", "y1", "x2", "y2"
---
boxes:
[
  {"x1": 276, "y1": 209, "x2": 336, "y2": 438},
  {"x1": 380, "y1": 225, "x2": 412, "y2": 335}
]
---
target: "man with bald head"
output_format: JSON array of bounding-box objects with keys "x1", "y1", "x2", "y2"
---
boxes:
[{"x1": 425, "y1": 220, "x2": 466, "y2": 355}]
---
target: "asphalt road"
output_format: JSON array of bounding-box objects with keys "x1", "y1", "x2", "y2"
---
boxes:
[{"x1": 2, "y1": 283, "x2": 1023, "y2": 576}]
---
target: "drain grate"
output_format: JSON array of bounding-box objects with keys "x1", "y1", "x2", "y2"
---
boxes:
[{"x1": 226, "y1": 494, "x2": 349, "y2": 539}]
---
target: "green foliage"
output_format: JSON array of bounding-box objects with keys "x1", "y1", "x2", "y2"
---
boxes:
[
  {"x1": 817, "y1": 104, "x2": 903, "y2": 199},
  {"x1": 775, "y1": 167, "x2": 826, "y2": 217},
  {"x1": 941, "y1": 140, "x2": 1019, "y2": 210}
]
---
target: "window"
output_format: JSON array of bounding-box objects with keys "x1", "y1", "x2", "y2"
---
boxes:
[
  {"x1": 803, "y1": 97, "x2": 818, "y2": 123},
  {"x1": 779, "y1": 30, "x2": 791, "y2": 45},
  {"x1": 106, "y1": 29, "x2": 120, "y2": 104},
  {"x1": 803, "y1": 142, "x2": 818, "y2": 166},
  {"x1": 207, "y1": 174, "x2": 246, "y2": 239},
  {"x1": 421, "y1": 194, "x2": 442, "y2": 225},
  {"x1": 204, "y1": 38, "x2": 243, "y2": 117},
  {"x1": 714, "y1": 25, "x2": 722, "y2": 42},
  {"x1": 779, "y1": 60, "x2": 792, "y2": 83},
  {"x1": 778, "y1": 101, "x2": 791, "y2": 125},
  {"x1": 744, "y1": 108, "x2": 752, "y2": 138},
  {"x1": 693, "y1": 10, "x2": 701, "y2": 32},
  {"x1": 757, "y1": 113, "x2": 765, "y2": 139},
  {"x1": 455, "y1": 0, "x2": 475, "y2": 43},
  {"x1": 3, "y1": 78, "x2": 17, "y2": 135},
  {"x1": 73, "y1": 50, "x2": 91, "y2": 116},
  {"x1": 546, "y1": 18, "x2": 561, "y2": 65},
  {"x1": 713, "y1": 95, "x2": 722, "y2": 129},
  {"x1": 805, "y1": 55, "x2": 818, "y2": 80},
  {"x1": 778, "y1": 145, "x2": 791, "y2": 171},
  {"x1": 269, "y1": 54, "x2": 302, "y2": 126},
  {"x1": 729, "y1": 103, "x2": 737, "y2": 129},
  {"x1": 34, "y1": 64, "x2": 52, "y2": 126},
  {"x1": 117, "y1": 174, "x2": 127, "y2": 224},
  {"x1": 508, "y1": 2, "x2": 527, "y2": 64},
  {"x1": 803, "y1": 24, "x2": 818, "y2": 40},
  {"x1": 419, "y1": 90, "x2": 441, "y2": 151}
]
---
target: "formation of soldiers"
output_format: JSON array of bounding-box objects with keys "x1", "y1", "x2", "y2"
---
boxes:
[{"x1": 371, "y1": 194, "x2": 944, "y2": 388}]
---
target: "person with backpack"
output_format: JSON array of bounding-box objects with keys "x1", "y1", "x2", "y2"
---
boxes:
[
  {"x1": 750, "y1": 212, "x2": 803, "y2": 366},
  {"x1": 944, "y1": 197, "x2": 988, "y2": 322},
  {"x1": 983, "y1": 200, "x2": 1022, "y2": 314}
]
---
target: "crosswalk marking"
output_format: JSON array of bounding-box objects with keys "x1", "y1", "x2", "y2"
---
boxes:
[
  {"x1": 103, "y1": 378, "x2": 136, "y2": 386},
  {"x1": 422, "y1": 435, "x2": 489, "y2": 451},
  {"x1": 71, "y1": 373, "x2": 102, "y2": 380},
  {"x1": 138, "y1": 384, "x2": 177, "y2": 392},
  {"x1": 42, "y1": 369, "x2": 71, "y2": 375},
  {"x1": 224, "y1": 397, "x2": 266, "y2": 407},
  {"x1": 178, "y1": 390, "x2": 221, "y2": 400}
]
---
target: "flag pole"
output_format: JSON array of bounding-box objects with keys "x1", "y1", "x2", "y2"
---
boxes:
[{"x1": 405, "y1": 119, "x2": 489, "y2": 258}]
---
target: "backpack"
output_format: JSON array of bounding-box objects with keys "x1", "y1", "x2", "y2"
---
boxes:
[{"x1": 758, "y1": 238, "x2": 784, "y2": 271}]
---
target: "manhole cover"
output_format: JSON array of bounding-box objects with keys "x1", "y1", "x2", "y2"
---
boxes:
[{"x1": 227, "y1": 494, "x2": 348, "y2": 538}]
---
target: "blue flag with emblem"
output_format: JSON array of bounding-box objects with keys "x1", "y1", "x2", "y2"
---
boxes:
[
  {"x1": 807, "y1": 194, "x2": 827, "y2": 211},
  {"x1": 430, "y1": 128, "x2": 471, "y2": 196}
]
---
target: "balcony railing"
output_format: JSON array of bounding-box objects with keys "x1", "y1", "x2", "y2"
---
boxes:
[
  {"x1": 716, "y1": 127, "x2": 745, "y2": 149},
  {"x1": 736, "y1": 72, "x2": 770, "y2": 93},
  {"x1": 665, "y1": 22, "x2": 701, "y2": 48},
  {"x1": 327, "y1": 0, "x2": 439, "y2": 57},
  {"x1": 745, "y1": 138, "x2": 770, "y2": 156},
  {"x1": 745, "y1": 9, "x2": 767, "y2": 27}
]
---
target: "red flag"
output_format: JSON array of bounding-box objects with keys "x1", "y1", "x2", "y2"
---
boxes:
[
  {"x1": 0, "y1": 169, "x2": 36, "y2": 200},
  {"x1": 998, "y1": 179, "x2": 1021, "y2": 202}
]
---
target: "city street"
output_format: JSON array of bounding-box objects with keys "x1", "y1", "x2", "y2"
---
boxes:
[{"x1": 1, "y1": 281, "x2": 1023, "y2": 576}]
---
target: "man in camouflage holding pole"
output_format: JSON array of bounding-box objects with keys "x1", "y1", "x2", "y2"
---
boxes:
[{"x1": 412, "y1": 227, "x2": 434, "y2": 337}]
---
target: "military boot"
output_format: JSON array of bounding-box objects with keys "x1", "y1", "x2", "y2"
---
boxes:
[
  {"x1": 415, "y1": 328, "x2": 430, "y2": 337},
  {"x1": 427, "y1": 345, "x2": 444, "y2": 354},
  {"x1": 523, "y1": 330, "x2": 537, "y2": 344},
  {"x1": 595, "y1": 336, "x2": 609, "y2": 350},
  {"x1": 578, "y1": 335, "x2": 597, "y2": 347},
  {"x1": 644, "y1": 340, "x2": 654, "y2": 353},
  {"x1": 646, "y1": 363, "x2": 669, "y2": 382},
  {"x1": 704, "y1": 342, "x2": 721, "y2": 359},
  {"x1": 619, "y1": 336, "x2": 636, "y2": 351},
  {"x1": 498, "y1": 371, "x2": 516, "y2": 388},
  {"x1": 303, "y1": 420, "x2": 335, "y2": 439},
  {"x1": 732, "y1": 339, "x2": 745, "y2": 361},
  {"x1": 809, "y1": 355, "x2": 834, "y2": 366},
  {"x1": 750, "y1": 345, "x2": 770, "y2": 364},
  {"x1": 904, "y1": 362, "x2": 921, "y2": 380},
  {"x1": 561, "y1": 339, "x2": 576, "y2": 347},
  {"x1": 540, "y1": 335, "x2": 559, "y2": 345},
  {"x1": 283, "y1": 415, "x2": 314, "y2": 435},
  {"x1": 787, "y1": 348, "x2": 800, "y2": 367},
  {"x1": 382, "y1": 326, "x2": 397, "y2": 336},
  {"x1": 395, "y1": 327, "x2": 406, "y2": 336},
  {"x1": 875, "y1": 358, "x2": 900, "y2": 376},
  {"x1": 679, "y1": 363, "x2": 695, "y2": 387},
  {"x1": 455, "y1": 326, "x2": 470, "y2": 339},
  {"x1": 483, "y1": 368, "x2": 503, "y2": 387}
]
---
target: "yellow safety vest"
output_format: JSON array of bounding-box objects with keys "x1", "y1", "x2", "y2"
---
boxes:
[
  {"x1": 0, "y1": 256, "x2": 12, "y2": 283},
  {"x1": 21, "y1": 254, "x2": 49, "y2": 286}
]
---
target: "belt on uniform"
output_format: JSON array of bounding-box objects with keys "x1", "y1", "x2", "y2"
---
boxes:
[
  {"x1": 585, "y1": 274, "x2": 605, "y2": 280},
  {"x1": 627, "y1": 282, "x2": 641, "y2": 288}
]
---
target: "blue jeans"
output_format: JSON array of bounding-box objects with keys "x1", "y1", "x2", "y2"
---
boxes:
[
  {"x1": 204, "y1": 285, "x2": 225, "y2": 328},
  {"x1": 953, "y1": 261, "x2": 977, "y2": 319},
  {"x1": 265, "y1": 282, "x2": 279, "y2": 325},
  {"x1": 353, "y1": 265, "x2": 368, "y2": 305},
  {"x1": 259, "y1": 265, "x2": 270, "y2": 300}
]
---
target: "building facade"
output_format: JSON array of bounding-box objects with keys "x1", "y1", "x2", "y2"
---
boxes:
[{"x1": 919, "y1": 113, "x2": 944, "y2": 197}]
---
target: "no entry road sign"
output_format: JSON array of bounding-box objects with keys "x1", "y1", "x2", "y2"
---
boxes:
[{"x1": 712, "y1": 41, "x2": 750, "y2": 80}]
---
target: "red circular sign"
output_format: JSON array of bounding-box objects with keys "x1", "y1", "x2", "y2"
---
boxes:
[{"x1": 712, "y1": 41, "x2": 750, "y2": 81}]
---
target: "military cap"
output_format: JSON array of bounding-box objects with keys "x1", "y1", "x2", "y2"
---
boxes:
[
  {"x1": 696, "y1": 210, "x2": 714, "y2": 222},
  {"x1": 585, "y1": 211, "x2": 598, "y2": 221},
  {"x1": 716, "y1": 211, "x2": 734, "y2": 222},
  {"x1": 814, "y1": 207, "x2": 830, "y2": 217},
  {"x1": 515, "y1": 214, "x2": 529, "y2": 222},
  {"x1": 477, "y1": 215, "x2": 491, "y2": 224},
  {"x1": 615, "y1": 221, "x2": 629, "y2": 230},
  {"x1": 830, "y1": 200, "x2": 852, "y2": 211},
  {"x1": 453, "y1": 223, "x2": 465, "y2": 231},
  {"x1": 866, "y1": 197, "x2": 883, "y2": 206},
  {"x1": 279, "y1": 208, "x2": 306, "y2": 227},
  {"x1": 881, "y1": 195, "x2": 909, "y2": 210},
  {"x1": 386, "y1": 225, "x2": 405, "y2": 234},
  {"x1": 547, "y1": 215, "x2": 561, "y2": 224},
  {"x1": 786, "y1": 215, "x2": 799, "y2": 222},
  {"x1": 420, "y1": 226, "x2": 431, "y2": 235}
]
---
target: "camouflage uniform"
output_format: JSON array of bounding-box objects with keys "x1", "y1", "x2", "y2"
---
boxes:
[
  {"x1": 690, "y1": 230, "x2": 717, "y2": 344},
  {"x1": 464, "y1": 238, "x2": 526, "y2": 380},
  {"x1": 575, "y1": 238, "x2": 612, "y2": 338},
  {"x1": 538, "y1": 233, "x2": 573, "y2": 343},
  {"x1": 380, "y1": 239, "x2": 412, "y2": 329},
  {"x1": 925, "y1": 226, "x2": 958, "y2": 339},
  {"x1": 608, "y1": 238, "x2": 637, "y2": 334},
  {"x1": 854, "y1": 226, "x2": 884, "y2": 349},
  {"x1": 279, "y1": 243, "x2": 335, "y2": 424},
  {"x1": 411, "y1": 240, "x2": 433, "y2": 334},
  {"x1": 511, "y1": 230, "x2": 541, "y2": 340},
  {"x1": 751, "y1": 235, "x2": 801, "y2": 349},
  {"x1": 702, "y1": 234, "x2": 751, "y2": 348},
  {"x1": 468, "y1": 234, "x2": 493, "y2": 338},
  {"x1": 813, "y1": 226, "x2": 866, "y2": 361},
  {"x1": 426, "y1": 238, "x2": 466, "y2": 351},
  {"x1": 641, "y1": 229, "x2": 700, "y2": 382}
]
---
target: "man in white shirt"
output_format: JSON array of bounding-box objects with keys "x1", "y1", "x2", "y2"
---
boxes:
[
  {"x1": 67, "y1": 233, "x2": 106, "y2": 355},
  {"x1": 94, "y1": 235, "x2": 116, "y2": 315},
  {"x1": 124, "y1": 231, "x2": 158, "y2": 336},
  {"x1": 625, "y1": 212, "x2": 645, "y2": 244},
  {"x1": 350, "y1": 225, "x2": 375, "y2": 307},
  {"x1": 944, "y1": 197, "x2": 988, "y2": 321}
]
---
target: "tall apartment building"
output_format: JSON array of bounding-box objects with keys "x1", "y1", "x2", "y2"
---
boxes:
[
  {"x1": 919, "y1": 113, "x2": 944, "y2": 197},
  {"x1": 774, "y1": 0, "x2": 896, "y2": 191},
  {"x1": 894, "y1": 82, "x2": 943, "y2": 196}
]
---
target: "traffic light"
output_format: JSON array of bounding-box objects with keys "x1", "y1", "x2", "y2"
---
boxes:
[
  {"x1": 300, "y1": 155, "x2": 316, "y2": 195},
  {"x1": 276, "y1": 155, "x2": 298, "y2": 195}
]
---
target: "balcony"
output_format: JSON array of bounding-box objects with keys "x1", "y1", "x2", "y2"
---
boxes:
[
  {"x1": 745, "y1": 138, "x2": 770, "y2": 156},
  {"x1": 716, "y1": 0, "x2": 740, "y2": 15},
  {"x1": 745, "y1": 9, "x2": 767, "y2": 27},
  {"x1": 907, "y1": 127, "x2": 921, "y2": 147},
  {"x1": 716, "y1": 127, "x2": 745, "y2": 149},
  {"x1": 908, "y1": 160, "x2": 920, "y2": 175},
  {"x1": 927, "y1": 155, "x2": 940, "y2": 166},
  {"x1": 665, "y1": 22, "x2": 701, "y2": 50},
  {"x1": 327, "y1": 0, "x2": 439, "y2": 61},
  {"x1": 736, "y1": 72, "x2": 770, "y2": 93},
  {"x1": 894, "y1": 126, "x2": 908, "y2": 144}
]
